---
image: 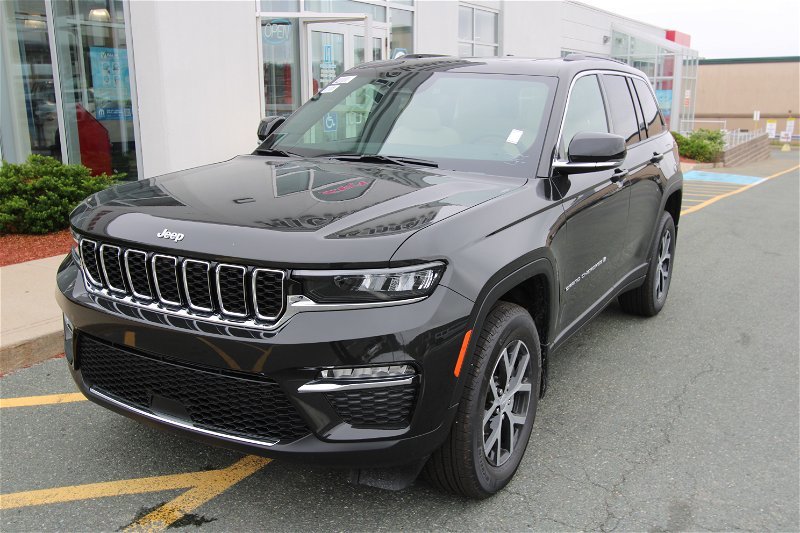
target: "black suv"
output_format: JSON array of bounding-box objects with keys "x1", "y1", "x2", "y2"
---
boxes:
[{"x1": 57, "y1": 55, "x2": 682, "y2": 498}]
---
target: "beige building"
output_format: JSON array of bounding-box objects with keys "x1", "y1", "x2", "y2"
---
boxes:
[{"x1": 694, "y1": 56, "x2": 800, "y2": 134}]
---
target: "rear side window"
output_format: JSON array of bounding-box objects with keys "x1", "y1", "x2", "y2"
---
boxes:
[
  {"x1": 631, "y1": 78, "x2": 664, "y2": 137},
  {"x1": 560, "y1": 74, "x2": 608, "y2": 158},
  {"x1": 602, "y1": 74, "x2": 640, "y2": 146}
]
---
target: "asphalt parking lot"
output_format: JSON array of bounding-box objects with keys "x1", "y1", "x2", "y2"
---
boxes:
[{"x1": 2, "y1": 153, "x2": 798, "y2": 532}]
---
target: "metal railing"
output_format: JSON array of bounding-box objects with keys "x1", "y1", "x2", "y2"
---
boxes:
[{"x1": 723, "y1": 128, "x2": 766, "y2": 150}]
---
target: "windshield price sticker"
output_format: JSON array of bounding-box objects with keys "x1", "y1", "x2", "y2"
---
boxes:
[
  {"x1": 506, "y1": 129, "x2": 524, "y2": 144},
  {"x1": 321, "y1": 85, "x2": 339, "y2": 94},
  {"x1": 334, "y1": 75, "x2": 357, "y2": 84}
]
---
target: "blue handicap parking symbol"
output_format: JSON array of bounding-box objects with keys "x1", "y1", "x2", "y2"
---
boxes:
[{"x1": 323, "y1": 112, "x2": 338, "y2": 133}]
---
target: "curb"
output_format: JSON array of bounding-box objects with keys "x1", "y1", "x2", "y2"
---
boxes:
[{"x1": 0, "y1": 330, "x2": 64, "y2": 375}]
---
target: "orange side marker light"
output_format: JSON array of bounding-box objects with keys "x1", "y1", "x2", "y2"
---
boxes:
[{"x1": 453, "y1": 329, "x2": 473, "y2": 377}]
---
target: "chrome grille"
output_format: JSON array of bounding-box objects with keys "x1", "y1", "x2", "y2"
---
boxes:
[
  {"x1": 253, "y1": 269, "x2": 285, "y2": 320},
  {"x1": 76, "y1": 237, "x2": 286, "y2": 327},
  {"x1": 217, "y1": 264, "x2": 247, "y2": 317},
  {"x1": 80, "y1": 240, "x2": 102, "y2": 286},
  {"x1": 183, "y1": 260, "x2": 213, "y2": 312},
  {"x1": 152, "y1": 254, "x2": 181, "y2": 306},
  {"x1": 124, "y1": 250, "x2": 152, "y2": 299},
  {"x1": 99, "y1": 244, "x2": 126, "y2": 293}
]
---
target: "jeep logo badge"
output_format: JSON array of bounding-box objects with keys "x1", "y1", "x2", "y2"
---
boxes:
[{"x1": 156, "y1": 228, "x2": 185, "y2": 242}]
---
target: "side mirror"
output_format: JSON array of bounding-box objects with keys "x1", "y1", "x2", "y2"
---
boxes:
[
  {"x1": 257, "y1": 116, "x2": 285, "y2": 141},
  {"x1": 552, "y1": 132, "x2": 626, "y2": 174}
]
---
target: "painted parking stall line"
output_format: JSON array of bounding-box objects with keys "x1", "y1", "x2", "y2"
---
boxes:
[
  {"x1": 681, "y1": 165, "x2": 800, "y2": 215},
  {"x1": 0, "y1": 391, "x2": 271, "y2": 531}
]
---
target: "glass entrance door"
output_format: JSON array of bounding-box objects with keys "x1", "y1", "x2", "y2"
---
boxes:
[{"x1": 306, "y1": 22, "x2": 388, "y2": 97}]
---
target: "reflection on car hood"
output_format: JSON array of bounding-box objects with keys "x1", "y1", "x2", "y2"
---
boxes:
[{"x1": 70, "y1": 155, "x2": 524, "y2": 266}]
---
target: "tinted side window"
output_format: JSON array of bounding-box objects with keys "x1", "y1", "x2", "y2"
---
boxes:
[
  {"x1": 560, "y1": 75, "x2": 608, "y2": 158},
  {"x1": 632, "y1": 78, "x2": 664, "y2": 137},
  {"x1": 602, "y1": 74, "x2": 640, "y2": 146}
]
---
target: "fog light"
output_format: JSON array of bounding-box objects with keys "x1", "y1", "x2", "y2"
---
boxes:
[{"x1": 320, "y1": 364, "x2": 415, "y2": 380}]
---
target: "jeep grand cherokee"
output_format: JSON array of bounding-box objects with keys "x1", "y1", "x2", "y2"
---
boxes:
[{"x1": 57, "y1": 55, "x2": 682, "y2": 498}]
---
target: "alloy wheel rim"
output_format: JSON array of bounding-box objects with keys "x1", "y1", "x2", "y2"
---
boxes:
[
  {"x1": 483, "y1": 339, "x2": 532, "y2": 467},
  {"x1": 655, "y1": 229, "x2": 672, "y2": 301}
]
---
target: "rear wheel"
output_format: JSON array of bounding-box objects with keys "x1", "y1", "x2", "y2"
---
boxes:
[
  {"x1": 424, "y1": 302, "x2": 541, "y2": 498},
  {"x1": 619, "y1": 211, "x2": 676, "y2": 316}
]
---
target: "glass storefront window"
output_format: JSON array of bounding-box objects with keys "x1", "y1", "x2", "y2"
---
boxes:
[
  {"x1": 390, "y1": 8, "x2": 413, "y2": 57},
  {"x1": 51, "y1": 0, "x2": 138, "y2": 179},
  {"x1": 0, "y1": 0, "x2": 58, "y2": 163},
  {"x1": 310, "y1": 30, "x2": 344, "y2": 93},
  {"x1": 354, "y1": 35, "x2": 383, "y2": 65},
  {"x1": 305, "y1": 1, "x2": 386, "y2": 23},
  {"x1": 260, "y1": 0, "x2": 300, "y2": 11},
  {"x1": 262, "y1": 18, "x2": 300, "y2": 116},
  {"x1": 457, "y1": 5, "x2": 498, "y2": 57}
]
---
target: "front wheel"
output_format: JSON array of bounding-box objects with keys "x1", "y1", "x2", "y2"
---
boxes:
[
  {"x1": 424, "y1": 302, "x2": 541, "y2": 499},
  {"x1": 619, "y1": 211, "x2": 677, "y2": 316}
]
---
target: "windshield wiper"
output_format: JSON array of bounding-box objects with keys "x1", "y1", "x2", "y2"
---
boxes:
[
  {"x1": 254, "y1": 147, "x2": 299, "y2": 157},
  {"x1": 328, "y1": 154, "x2": 439, "y2": 168}
]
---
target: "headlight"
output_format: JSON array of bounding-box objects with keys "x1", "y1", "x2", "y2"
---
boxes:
[{"x1": 294, "y1": 261, "x2": 445, "y2": 303}]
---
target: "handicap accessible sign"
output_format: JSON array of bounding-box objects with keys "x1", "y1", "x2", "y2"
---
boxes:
[
  {"x1": 89, "y1": 47, "x2": 132, "y2": 121},
  {"x1": 323, "y1": 112, "x2": 338, "y2": 133}
]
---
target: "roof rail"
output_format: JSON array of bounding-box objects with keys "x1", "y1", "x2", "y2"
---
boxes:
[
  {"x1": 399, "y1": 54, "x2": 450, "y2": 59},
  {"x1": 562, "y1": 53, "x2": 626, "y2": 65}
]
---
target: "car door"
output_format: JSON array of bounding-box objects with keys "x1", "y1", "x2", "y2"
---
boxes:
[
  {"x1": 625, "y1": 76, "x2": 676, "y2": 266},
  {"x1": 550, "y1": 73, "x2": 630, "y2": 333},
  {"x1": 600, "y1": 73, "x2": 660, "y2": 276}
]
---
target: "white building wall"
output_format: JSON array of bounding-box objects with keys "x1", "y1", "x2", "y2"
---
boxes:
[
  {"x1": 417, "y1": 0, "x2": 666, "y2": 59},
  {"x1": 128, "y1": 1, "x2": 260, "y2": 178},
  {"x1": 415, "y1": 1, "x2": 460, "y2": 56}
]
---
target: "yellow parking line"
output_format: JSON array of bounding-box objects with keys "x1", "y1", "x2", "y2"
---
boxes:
[
  {"x1": 0, "y1": 392, "x2": 87, "y2": 408},
  {"x1": 126, "y1": 456, "x2": 270, "y2": 531},
  {"x1": 682, "y1": 164, "x2": 800, "y2": 215},
  {"x1": 0, "y1": 455, "x2": 270, "y2": 531},
  {"x1": 0, "y1": 471, "x2": 201, "y2": 509}
]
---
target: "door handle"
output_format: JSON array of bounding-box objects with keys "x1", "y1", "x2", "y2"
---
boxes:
[
  {"x1": 650, "y1": 152, "x2": 664, "y2": 163},
  {"x1": 610, "y1": 169, "x2": 628, "y2": 182}
]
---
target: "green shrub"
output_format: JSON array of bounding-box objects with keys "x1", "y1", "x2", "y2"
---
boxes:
[
  {"x1": 0, "y1": 155, "x2": 121, "y2": 234},
  {"x1": 672, "y1": 129, "x2": 725, "y2": 163}
]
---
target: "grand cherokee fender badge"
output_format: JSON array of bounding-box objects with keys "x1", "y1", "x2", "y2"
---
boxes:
[{"x1": 156, "y1": 228, "x2": 185, "y2": 242}]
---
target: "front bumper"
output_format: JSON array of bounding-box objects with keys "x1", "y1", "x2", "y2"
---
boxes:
[{"x1": 57, "y1": 255, "x2": 473, "y2": 468}]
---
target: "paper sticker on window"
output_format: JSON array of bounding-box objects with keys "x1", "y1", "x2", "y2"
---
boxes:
[
  {"x1": 334, "y1": 75, "x2": 357, "y2": 84},
  {"x1": 321, "y1": 85, "x2": 339, "y2": 94},
  {"x1": 506, "y1": 129, "x2": 523, "y2": 144}
]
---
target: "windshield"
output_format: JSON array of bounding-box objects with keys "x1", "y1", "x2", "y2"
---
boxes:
[{"x1": 259, "y1": 72, "x2": 557, "y2": 178}]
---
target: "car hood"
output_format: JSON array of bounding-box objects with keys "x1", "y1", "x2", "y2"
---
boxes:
[{"x1": 71, "y1": 155, "x2": 524, "y2": 266}]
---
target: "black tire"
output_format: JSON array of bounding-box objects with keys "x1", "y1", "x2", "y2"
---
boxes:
[
  {"x1": 619, "y1": 211, "x2": 676, "y2": 317},
  {"x1": 424, "y1": 301, "x2": 542, "y2": 499}
]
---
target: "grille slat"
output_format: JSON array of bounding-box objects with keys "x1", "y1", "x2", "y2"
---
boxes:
[
  {"x1": 80, "y1": 240, "x2": 102, "y2": 286},
  {"x1": 253, "y1": 269, "x2": 285, "y2": 320},
  {"x1": 78, "y1": 335, "x2": 309, "y2": 443},
  {"x1": 152, "y1": 254, "x2": 181, "y2": 306},
  {"x1": 99, "y1": 244, "x2": 126, "y2": 293},
  {"x1": 124, "y1": 250, "x2": 152, "y2": 300},
  {"x1": 183, "y1": 260, "x2": 213, "y2": 312},
  {"x1": 75, "y1": 237, "x2": 285, "y2": 325},
  {"x1": 217, "y1": 264, "x2": 247, "y2": 317}
]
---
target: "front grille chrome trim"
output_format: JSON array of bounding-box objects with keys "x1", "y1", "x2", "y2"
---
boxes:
[
  {"x1": 88, "y1": 388, "x2": 278, "y2": 447},
  {"x1": 216, "y1": 264, "x2": 248, "y2": 318},
  {"x1": 123, "y1": 249, "x2": 152, "y2": 300},
  {"x1": 297, "y1": 376, "x2": 415, "y2": 393},
  {"x1": 252, "y1": 268, "x2": 286, "y2": 321},
  {"x1": 151, "y1": 254, "x2": 182, "y2": 307},
  {"x1": 79, "y1": 239, "x2": 102, "y2": 286},
  {"x1": 182, "y1": 259, "x2": 214, "y2": 313},
  {"x1": 99, "y1": 244, "x2": 126, "y2": 294}
]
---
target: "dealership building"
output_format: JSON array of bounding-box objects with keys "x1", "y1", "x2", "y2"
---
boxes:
[{"x1": 1, "y1": 0, "x2": 698, "y2": 181}]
